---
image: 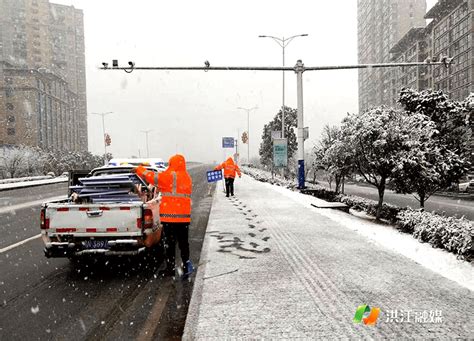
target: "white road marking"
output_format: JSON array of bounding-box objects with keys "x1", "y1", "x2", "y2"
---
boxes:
[
  {"x1": 0, "y1": 195, "x2": 66, "y2": 215},
  {"x1": 0, "y1": 234, "x2": 41, "y2": 254}
]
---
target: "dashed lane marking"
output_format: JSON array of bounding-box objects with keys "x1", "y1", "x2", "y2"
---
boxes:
[{"x1": 0, "y1": 234, "x2": 41, "y2": 254}]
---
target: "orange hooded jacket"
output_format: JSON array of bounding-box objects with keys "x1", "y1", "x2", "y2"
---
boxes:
[
  {"x1": 135, "y1": 154, "x2": 192, "y2": 223},
  {"x1": 215, "y1": 157, "x2": 242, "y2": 179}
]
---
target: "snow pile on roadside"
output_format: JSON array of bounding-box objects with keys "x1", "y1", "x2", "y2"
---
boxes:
[{"x1": 242, "y1": 166, "x2": 298, "y2": 189}]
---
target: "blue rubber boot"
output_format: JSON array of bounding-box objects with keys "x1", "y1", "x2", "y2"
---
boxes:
[{"x1": 183, "y1": 260, "x2": 195, "y2": 277}]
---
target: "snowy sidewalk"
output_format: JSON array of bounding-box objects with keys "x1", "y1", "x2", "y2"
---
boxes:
[{"x1": 183, "y1": 175, "x2": 473, "y2": 339}]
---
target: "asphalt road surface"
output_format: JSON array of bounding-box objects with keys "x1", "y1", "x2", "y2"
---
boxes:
[
  {"x1": 318, "y1": 181, "x2": 474, "y2": 221},
  {"x1": 0, "y1": 164, "x2": 215, "y2": 340}
]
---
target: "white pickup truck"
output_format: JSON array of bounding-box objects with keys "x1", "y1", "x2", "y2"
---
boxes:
[{"x1": 40, "y1": 165, "x2": 162, "y2": 259}]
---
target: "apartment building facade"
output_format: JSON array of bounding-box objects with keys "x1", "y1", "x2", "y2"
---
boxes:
[
  {"x1": 363, "y1": 0, "x2": 473, "y2": 106},
  {"x1": 0, "y1": 0, "x2": 87, "y2": 151},
  {"x1": 357, "y1": 0, "x2": 427, "y2": 112},
  {"x1": 428, "y1": 0, "x2": 472, "y2": 101}
]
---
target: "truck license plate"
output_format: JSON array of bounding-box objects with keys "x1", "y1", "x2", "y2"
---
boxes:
[{"x1": 82, "y1": 240, "x2": 109, "y2": 249}]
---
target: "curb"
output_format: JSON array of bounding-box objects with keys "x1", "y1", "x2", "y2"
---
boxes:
[{"x1": 182, "y1": 186, "x2": 216, "y2": 340}]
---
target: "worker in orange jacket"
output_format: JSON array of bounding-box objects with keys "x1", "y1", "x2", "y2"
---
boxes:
[
  {"x1": 134, "y1": 154, "x2": 194, "y2": 277},
  {"x1": 215, "y1": 157, "x2": 242, "y2": 197}
]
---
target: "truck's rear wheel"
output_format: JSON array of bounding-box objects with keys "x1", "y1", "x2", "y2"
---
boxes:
[{"x1": 145, "y1": 240, "x2": 165, "y2": 265}]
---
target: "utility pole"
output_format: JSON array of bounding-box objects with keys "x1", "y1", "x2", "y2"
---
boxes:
[
  {"x1": 90, "y1": 111, "x2": 113, "y2": 165},
  {"x1": 141, "y1": 129, "x2": 152, "y2": 157},
  {"x1": 258, "y1": 34, "x2": 308, "y2": 139}
]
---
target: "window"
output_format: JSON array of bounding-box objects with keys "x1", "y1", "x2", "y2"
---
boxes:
[
  {"x1": 6, "y1": 103, "x2": 14, "y2": 111},
  {"x1": 7, "y1": 115, "x2": 15, "y2": 123},
  {"x1": 7, "y1": 128, "x2": 16, "y2": 136}
]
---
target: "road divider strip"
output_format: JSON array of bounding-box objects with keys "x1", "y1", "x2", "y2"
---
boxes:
[
  {"x1": 0, "y1": 234, "x2": 41, "y2": 254},
  {"x1": 0, "y1": 177, "x2": 68, "y2": 191}
]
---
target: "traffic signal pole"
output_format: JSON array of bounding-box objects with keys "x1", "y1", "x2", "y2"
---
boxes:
[
  {"x1": 90, "y1": 111, "x2": 113, "y2": 165},
  {"x1": 101, "y1": 59, "x2": 451, "y2": 189}
]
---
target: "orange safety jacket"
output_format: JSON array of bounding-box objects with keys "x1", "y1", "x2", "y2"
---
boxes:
[
  {"x1": 135, "y1": 154, "x2": 192, "y2": 223},
  {"x1": 215, "y1": 157, "x2": 241, "y2": 179}
]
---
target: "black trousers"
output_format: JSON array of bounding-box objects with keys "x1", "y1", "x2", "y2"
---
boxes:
[
  {"x1": 225, "y1": 177, "x2": 235, "y2": 196},
  {"x1": 163, "y1": 223, "x2": 190, "y2": 270}
]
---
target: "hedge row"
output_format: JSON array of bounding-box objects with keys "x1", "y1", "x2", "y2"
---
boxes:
[{"x1": 397, "y1": 209, "x2": 473, "y2": 260}]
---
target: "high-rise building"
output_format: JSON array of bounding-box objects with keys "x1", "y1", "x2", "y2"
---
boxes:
[
  {"x1": 388, "y1": 26, "x2": 432, "y2": 106},
  {"x1": 0, "y1": 0, "x2": 87, "y2": 151},
  {"x1": 357, "y1": 0, "x2": 427, "y2": 112},
  {"x1": 388, "y1": 0, "x2": 473, "y2": 103},
  {"x1": 50, "y1": 3, "x2": 87, "y2": 149},
  {"x1": 426, "y1": 0, "x2": 472, "y2": 101}
]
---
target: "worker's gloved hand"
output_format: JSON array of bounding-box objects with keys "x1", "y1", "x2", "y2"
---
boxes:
[{"x1": 131, "y1": 167, "x2": 138, "y2": 173}]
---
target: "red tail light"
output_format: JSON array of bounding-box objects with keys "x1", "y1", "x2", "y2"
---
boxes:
[
  {"x1": 40, "y1": 208, "x2": 49, "y2": 230},
  {"x1": 143, "y1": 209, "x2": 153, "y2": 229}
]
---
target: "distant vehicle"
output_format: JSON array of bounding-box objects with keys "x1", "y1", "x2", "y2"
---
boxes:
[
  {"x1": 107, "y1": 158, "x2": 167, "y2": 171},
  {"x1": 458, "y1": 181, "x2": 472, "y2": 192},
  {"x1": 40, "y1": 165, "x2": 162, "y2": 259}
]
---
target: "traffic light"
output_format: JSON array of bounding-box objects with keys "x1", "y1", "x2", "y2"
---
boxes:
[
  {"x1": 242, "y1": 131, "x2": 248, "y2": 144},
  {"x1": 105, "y1": 133, "x2": 111, "y2": 146}
]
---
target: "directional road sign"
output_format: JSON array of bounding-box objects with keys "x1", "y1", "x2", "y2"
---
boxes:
[{"x1": 222, "y1": 137, "x2": 235, "y2": 148}]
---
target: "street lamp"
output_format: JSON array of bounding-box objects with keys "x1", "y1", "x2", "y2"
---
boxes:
[
  {"x1": 237, "y1": 106, "x2": 258, "y2": 164},
  {"x1": 141, "y1": 129, "x2": 153, "y2": 157},
  {"x1": 258, "y1": 34, "x2": 308, "y2": 138},
  {"x1": 90, "y1": 111, "x2": 113, "y2": 165}
]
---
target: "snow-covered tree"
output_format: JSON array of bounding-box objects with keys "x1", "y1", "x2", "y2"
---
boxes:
[
  {"x1": 0, "y1": 146, "x2": 109, "y2": 179},
  {"x1": 399, "y1": 88, "x2": 471, "y2": 159},
  {"x1": 313, "y1": 124, "x2": 352, "y2": 193},
  {"x1": 259, "y1": 106, "x2": 297, "y2": 169},
  {"x1": 1, "y1": 145, "x2": 29, "y2": 178},
  {"x1": 395, "y1": 89, "x2": 472, "y2": 206},
  {"x1": 343, "y1": 106, "x2": 435, "y2": 220}
]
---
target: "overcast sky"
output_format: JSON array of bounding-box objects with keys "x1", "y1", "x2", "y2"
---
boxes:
[{"x1": 53, "y1": 0, "x2": 438, "y2": 163}]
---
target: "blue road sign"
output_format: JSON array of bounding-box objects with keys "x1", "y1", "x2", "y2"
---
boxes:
[
  {"x1": 207, "y1": 170, "x2": 223, "y2": 183},
  {"x1": 222, "y1": 137, "x2": 235, "y2": 148}
]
